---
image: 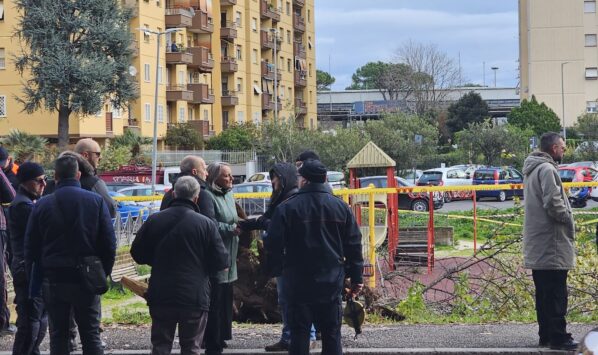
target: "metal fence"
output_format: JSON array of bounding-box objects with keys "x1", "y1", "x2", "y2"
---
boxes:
[{"x1": 143, "y1": 150, "x2": 258, "y2": 166}]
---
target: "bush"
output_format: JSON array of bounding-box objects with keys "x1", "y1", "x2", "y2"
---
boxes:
[{"x1": 97, "y1": 145, "x2": 132, "y2": 172}]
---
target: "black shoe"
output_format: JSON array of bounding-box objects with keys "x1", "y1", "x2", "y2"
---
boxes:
[
  {"x1": 538, "y1": 339, "x2": 549, "y2": 347},
  {"x1": 550, "y1": 339, "x2": 579, "y2": 351},
  {"x1": 0, "y1": 324, "x2": 16, "y2": 335}
]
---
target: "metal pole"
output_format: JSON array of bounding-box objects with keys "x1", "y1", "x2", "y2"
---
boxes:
[
  {"x1": 151, "y1": 33, "x2": 161, "y2": 197},
  {"x1": 561, "y1": 62, "x2": 568, "y2": 140},
  {"x1": 272, "y1": 29, "x2": 278, "y2": 122}
]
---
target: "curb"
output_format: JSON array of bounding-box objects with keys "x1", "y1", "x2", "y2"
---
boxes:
[{"x1": 0, "y1": 348, "x2": 571, "y2": 355}]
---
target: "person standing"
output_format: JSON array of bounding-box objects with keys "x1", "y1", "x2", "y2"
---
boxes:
[
  {"x1": 24, "y1": 155, "x2": 116, "y2": 354},
  {"x1": 160, "y1": 155, "x2": 216, "y2": 222},
  {"x1": 522, "y1": 132, "x2": 578, "y2": 351},
  {"x1": 0, "y1": 147, "x2": 19, "y2": 191},
  {"x1": 131, "y1": 176, "x2": 229, "y2": 355},
  {"x1": 0, "y1": 150, "x2": 16, "y2": 334},
  {"x1": 8, "y1": 162, "x2": 48, "y2": 354},
  {"x1": 265, "y1": 159, "x2": 363, "y2": 355},
  {"x1": 203, "y1": 162, "x2": 240, "y2": 355}
]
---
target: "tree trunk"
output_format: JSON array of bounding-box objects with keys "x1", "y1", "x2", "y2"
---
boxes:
[{"x1": 57, "y1": 105, "x2": 71, "y2": 151}]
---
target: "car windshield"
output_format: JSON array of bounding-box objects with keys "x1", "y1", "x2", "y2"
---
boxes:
[
  {"x1": 396, "y1": 177, "x2": 414, "y2": 186},
  {"x1": 327, "y1": 172, "x2": 344, "y2": 182},
  {"x1": 558, "y1": 169, "x2": 577, "y2": 182},
  {"x1": 419, "y1": 172, "x2": 442, "y2": 183},
  {"x1": 473, "y1": 170, "x2": 496, "y2": 181}
]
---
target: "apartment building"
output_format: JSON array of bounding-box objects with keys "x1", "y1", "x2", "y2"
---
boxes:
[
  {"x1": 519, "y1": 0, "x2": 598, "y2": 128},
  {"x1": 0, "y1": 0, "x2": 316, "y2": 146}
]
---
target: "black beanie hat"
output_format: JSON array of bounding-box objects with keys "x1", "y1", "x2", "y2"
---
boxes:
[
  {"x1": 16, "y1": 162, "x2": 45, "y2": 183},
  {"x1": 299, "y1": 159, "x2": 327, "y2": 183}
]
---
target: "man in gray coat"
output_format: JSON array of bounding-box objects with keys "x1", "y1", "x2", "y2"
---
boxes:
[{"x1": 522, "y1": 132, "x2": 577, "y2": 351}]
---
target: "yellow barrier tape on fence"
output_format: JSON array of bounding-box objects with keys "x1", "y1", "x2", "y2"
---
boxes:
[{"x1": 112, "y1": 195, "x2": 163, "y2": 202}]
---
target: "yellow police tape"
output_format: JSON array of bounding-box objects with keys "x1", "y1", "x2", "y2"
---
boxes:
[{"x1": 109, "y1": 181, "x2": 598, "y2": 202}]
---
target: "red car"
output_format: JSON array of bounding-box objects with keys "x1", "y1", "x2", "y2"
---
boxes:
[{"x1": 557, "y1": 166, "x2": 598, "y2": 183}]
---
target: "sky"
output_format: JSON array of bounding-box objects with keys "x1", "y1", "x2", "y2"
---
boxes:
[{"x1": 314, "y1": 0, "x2": 519, "y2": 90}]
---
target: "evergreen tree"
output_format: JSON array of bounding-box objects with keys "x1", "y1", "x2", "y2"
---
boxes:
[
  {"x1": 446, "y1": 91, "x2": 489, "y2": 135},
  {"x1": 507, "y1": 95, "x2": 561, "y2": 136}
]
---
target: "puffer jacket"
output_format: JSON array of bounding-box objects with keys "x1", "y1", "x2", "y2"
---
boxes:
[{"x1": 522, "y1": 151, "x2": 575, "y2": 270}]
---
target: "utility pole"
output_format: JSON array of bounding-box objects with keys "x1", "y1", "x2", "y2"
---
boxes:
[
  {"x1": 271, "y1": 28, "x2": 278, "y2": 122},
  {"x1": 561, "y1": 62, "x2": 569, "y2": 140}
]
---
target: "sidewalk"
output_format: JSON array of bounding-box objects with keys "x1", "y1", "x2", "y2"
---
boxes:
[{"x1": 0, "y1": 323, "x2": 592, "y2": 354}]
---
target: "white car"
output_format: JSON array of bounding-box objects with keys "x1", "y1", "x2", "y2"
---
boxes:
[
  {"x1": 245, "y1": 172, "x2": 271, "y2": 183},
  {"x1": 592, "y1": 174, "x2": 598, "y2": 202},
  {"x1": 117, "y1": 184, "x2": 168, "y2": 206},
  {"x1": 418, "y1": 167, "x2": 472, "y2": 202}
]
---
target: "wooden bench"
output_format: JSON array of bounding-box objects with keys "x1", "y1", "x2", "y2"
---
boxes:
[{"x1": 109, "y1": 250, "x2": 149, "y2": 290}]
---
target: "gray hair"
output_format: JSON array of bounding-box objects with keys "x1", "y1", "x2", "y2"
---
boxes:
[
  {"x1": 206, "y1": 162, "x2": 229, "y2": 186},
  {"x1": 180, "y1": 155, "x2": 205, "y2": 174},
  {"x1": 174, "y1": 176, "x2": 201, "y2": 201}
]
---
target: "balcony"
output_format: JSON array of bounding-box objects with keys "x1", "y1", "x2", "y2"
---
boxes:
[
  {"x1": 166, "y1": 49, "x2": 193, "y2": 65},
  {"x1": 166, "y1": 85, "x2": 194, "y2": 102},
  {"x1": 190, "y1": 10, "x2": 213, "y2": 33},
  {"x1": 295, "y1": 98, "x2": 307, "y2": 115},
  {"x1": 189, "y1": 46, "x2": 214, "y2": 72},
  {"x1": 293, "y1": 13, "x2": 305, "y2": 33},
  {"x1": 185, "y1": 120, "x2": 211, "y2": 137},
  {"x1": 260, "y1": 30, "x2": 274, "y2": 50},
  {"x1": 261, "y1": 93, "x2": 281, "y2": 111},
  {"x1": 188, "y1": 83, "x2": 214, "y2": 104},
  {"x1": 261, "y1": 61, "x2": 281, "y2": 81},
  {"x1": 260, "y1": 0, "x2": 281, "y2": 22},
  {"x1": 221, "y1": 56, "x2": 238, "y2": 73},
  {"x1": 220, "y1": 21, "x2": 237, "y2": 41},
  {"x1": 165, "y1": 8, "x2": 194, "y2": 28},
  {"x1": 294, "y1": 71, "x2": 307, "y2": 87},
  {"x1": 221, "y1": 90, "x2": 239, "y2": 106},
  {"x1": 294, "y1": 42, "x2": 306, "y2": 59},
  {"x1": 122, "y1": 0, "x2": 139, "y2": 17},
  {"x1": 129, "y1": 40, "x2": 139, "y2": 57},
  {"x1": 293, "y1": 0, "x2": 305, "y2": 7},
  {"x1": 221, "y1": 0, "x2": 237, "y2": 5}
]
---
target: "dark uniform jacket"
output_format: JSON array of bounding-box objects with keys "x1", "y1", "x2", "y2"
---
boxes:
[
  {"x1": 160, "y1": 173, "x2": 216, "y2": 223},
  {"x1": 131, "y1": 198, "x2": 229, "y2": 311},
  {"x1": 24, "y1": 179, "x2": 116, "y2": 283},
  {"x1": 7, "y1": 187, "x2": 37, "y2": 286},
  {"x1": 265, "y1": 182, "x2": 363, "y2": 304},
  {"x1": 3, "y1": 164, "x2": 19, "y2": 191}
]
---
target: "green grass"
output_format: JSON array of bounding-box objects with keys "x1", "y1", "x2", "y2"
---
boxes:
[{"x1": 105, "y1": 302, "x2": 151, "y2": 325}]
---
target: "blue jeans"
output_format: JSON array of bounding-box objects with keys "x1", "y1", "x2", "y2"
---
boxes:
[{"x1": 277, "y1": 276, "x2": 315, "y2": 344}]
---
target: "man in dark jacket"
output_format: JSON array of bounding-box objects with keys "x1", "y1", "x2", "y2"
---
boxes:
[
  {"x1": 160, "y1": 155, "x2": 216, "y2": 222},
  {"x1": 0, "y1": 149, "x2": 16, "y2": 334},
  {"x1": 8, "y1": 162, "x2": 48, "y2": 354},
  {"x1": 131, "y1": 176, "x2": 229, "y2": 355},
  {"x1": 0, "y1": 147, "x2": 19, "y2": 191},
  {"x1": 265, "y1": 159, "x2": 363, "y2": 355},
  {"x1": 24, "y1": 155, "x2": 116, "y2": 354}
]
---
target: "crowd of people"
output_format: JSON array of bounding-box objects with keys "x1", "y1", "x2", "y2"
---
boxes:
[{"x1": 0, "y1": 132, "x2": 585, "y2": 354}]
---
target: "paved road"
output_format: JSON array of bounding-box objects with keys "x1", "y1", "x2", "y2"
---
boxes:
[
  {"x1": 438, "y1": 198, "x2": 598, "y2": 212},
  {"x1": 0, "y1": 323, "x2": 592, "y2": 353}
]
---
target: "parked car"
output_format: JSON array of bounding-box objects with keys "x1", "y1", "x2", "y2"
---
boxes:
[
  {"x1": 449, "y1": 164, "x2": 485, "y2": 179},
  {"x1": 591, "y1": 174, "x2": 598, "y2": 202},
  {"x1": 566, "y1": 161, "x2": 598, "y2": 170},
  {"x1": 106, "y1": 182, "x2": 143, "y2": 192},
  {"x1": 327, "y1": 171, "x2": 346, "y2": 189},
  {"x1": 359, "y1": 176, "x2": 444, "y2": 211},
  {"x1": 472, "y1": 167, "x2": 524, "y2": 202},
  {"x1": 245, "y1": 172, "x2": 271, "y2": 183},
  {"x1": 558, "y1": 166, "x2": 598, "y2": 183},
  {"x1": 401, "y1": 169, "x2": 423, "y2": 184},
  {"x1": 418, "y1": 167, "x2": 471, "y2": 202},
  {"x1": 116, "y1": 184, "x2": 167, "y2": 206},
  {"x1": 232, "y1": 182, "x2": 273, "y2": 216}
]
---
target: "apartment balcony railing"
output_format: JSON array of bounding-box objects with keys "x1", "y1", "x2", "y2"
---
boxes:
[
  {"x1": 295, "y1": 98, "x2": 307, "y2": 115},
  {"x1": 221, "y1": 90, "x2": 239, "y2": 106},
  {"x1": 188, "y1": 83, "x2": 214, "y2": 104},
  {"x1": 166, "y1": 85, "x2": 194, "y2": 102},
  {"x1": 165, "y1": 48, "x2": 193, "y2": 65},
  {"x1": 260, "y1": 0, "x2": 281, "y2": 22},
  {"x1": 294, "y1": 42, "x2": 306, "y2": 59},
  {"x1": 294, "y1": 71, "x2": 307, "y2": 87},
  {"x1": 293, "y1": 0, "x2": 305, "y2": 7},
  {"x1": 221, "y1": 56, "x2": 238, "y2": 73},
  {"x1": 261, "y1": 61, "x2": 281, "y2": 81},
  {"x1": 165, "y1": 8, "x2": 194, "y2": 28},
  {"x1": 190, "y1": 10, "x2": 213, "y2": 33},
  {"x1": 220, "y1": 21, "x2": 237, "y2": 40},
  {"x1": 221, "y1": 0, "x2": 237, "y2": 5},
  {"x1": 129, "y1": 39, "x2": 139, "y2": 57},
  {"x1": 189, "y1": 46, "x2": 214, "y2": 72},
  {"x1": 293, "y1": 12, "x2": 305, "y2": 33},
  {"x1": 261, "y1": 93, "x2": 281, "y2": 111},
  {"x1": 260, "y1": 30, "x2": 275, "y2": 50}
]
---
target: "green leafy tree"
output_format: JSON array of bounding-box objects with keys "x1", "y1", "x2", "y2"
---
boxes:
[
  {"x1": 14, "y1": 0, "x2": 137, "y2": 150},
  {"x1": 346, "y1": 61, "x2": 413, "y2": 101},
  {"x1": 111, "y1": 130, "x2": 151, "y2": 162},
  {"x1": 574, "y1": 113, "x2": 598, "y2": 140},
  {"x1": 165, "y1": 123, "x2": 204, "y2": 150},
  {"x1": 316, "y1": 70, "x2": 335, "y2": 91},
  {"x1": 0, "y1": 129, "x2": 48, "y2": 163},
  {"x1": 346, "y1": 61, "x2": 388, "y2": 90},
  {"x1": 456, "y1": 121, "x2": 531, "y2": 166},
  {"x1": 507, "y1": 96, "x2": 561, "y2": 136},
  {"x1": 446, "y1": 92, "x2": 489, "y2": 135},
  {"x1": 97, "y1": 145, "x2": 132, "y2": 172},
  {"x1": 206, "y1": 122, "x2": 258, "y2": 151}
]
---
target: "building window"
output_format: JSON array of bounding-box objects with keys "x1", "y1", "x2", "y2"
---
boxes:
[
  {"x1": 188, "y1": 107, "x2": 193, "y2": 121},
  {"x1": 178, "y1": 107, "x2": 185, "y2": 122},
  {"x1": 586, "y1": 67, "x2": 598, "y2": 79},
  {"x1": 286, "y1": 1, "x2": 290, "y2": 15},
  {"x1": 158, "y1": 66, "x2": 163, "y2": 83},
  {"x1": 252, "y1": 49, "x2": 258, "y2": 64},
  {"x1": 236, "y1": 77, "x2": 243, "y2": 92},
  {"x1": 0, "y1": 48, "x2": 5, "y2": 69},
  {"x1": 144, "y1": 64, "x2": 150, "y2": 82},
  {"x1": 0, "y1": 95, "x2": 6, "y2": 117},
  {"x1": 286, "y1": 30, "x2": 291, "y2": 44},
  {"x1": 307, "y1": 9, "x2": 311, "y2": 23},
  {"x1": 143, "y1": 24, "x2": 151, "y2": 42},
  {"x1": 586, "y1": 34, "x2": 597, "y2": 47},
  {"x1": 288, "y1": 87, "x2": 292, "y2": 98},
  {"x1": 0, "y1": 1, "x2": 4, "y2": 21},
  {"x1": 287, "y1": 58, "x2": 291, "y2": 72},
  {"x1": 112, "y1": 104, "x2": 123, "y2": 118},
  {"x1": 587, "y1": 101, "x2": 598, "y2": 113},
  {"x1": 280, "y1": 85, "x2": 285, "y2": 98},
  {"x1": 309, "y1": 63, "x2": 312, "y2": 77},
  {"x1": 308, "y1": 36, "x2": 312, "y2": 50},
  {"x1": 157, "y1": 104, "x2": 164, "y2": 123},
  {"x1": 235, "y1": 11, "x2": 242, "y2": 27},
  {"x1": 251, "y1": 17, "x2": 257, "y2": 32},
  {"x1": 236, "y1": 45, "x2": 242, "y2": 60},
  {"x1": 203, "y1": 109, "x2": 209, "y2": 121},
  {"x1": 144, "y1": 103, "x2": 151, "y2": 122},
  {"x1": 237, "y1": 111, "x2": 244, "y2": 123},
  {"x1": 585, "y1": 1, "x2": 596, "y2": 13}
]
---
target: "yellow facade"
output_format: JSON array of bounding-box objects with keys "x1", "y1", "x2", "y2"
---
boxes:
[
  {"x1": 519, "y1": 0, "x2": 598, "y2": 128},
  {"x1": 0, "y1": 0, "x2": 317, "y2": 144}
]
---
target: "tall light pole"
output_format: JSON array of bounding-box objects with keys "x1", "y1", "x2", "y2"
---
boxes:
[
  {"x1": 270, "y1": 28, "x2": 278, "y2": 122},
  {"x1": 138, "y1": 27, "x2": 181, "y2": 197},
  {"x1": 561, "y1": 62, "x2": 569, "y2": 140},
  {"x1": 491, "y1": 66, "x2": 499, "y2": 88}
]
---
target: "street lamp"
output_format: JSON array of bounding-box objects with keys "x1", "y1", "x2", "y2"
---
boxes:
[
  {"x1": 491, "y1": 66, "x2": 499, "y2": 88},
  {"x1": 270, "y1": 28, "x2": 278, "y2": 121},
  {"x1": 561, "y1": 62, "x2": 569, "y2": 140},
  {"x1": 138, "y1": 27, "x2": 182, "y2": 197}
]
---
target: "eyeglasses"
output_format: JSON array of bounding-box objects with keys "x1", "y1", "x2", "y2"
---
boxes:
[
  {"x1": 33, "y1": 176, "x2": 47, "y2": 184},
  {"x1": 88, "y1": 151, "x2": 101, "y2": 157}
]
